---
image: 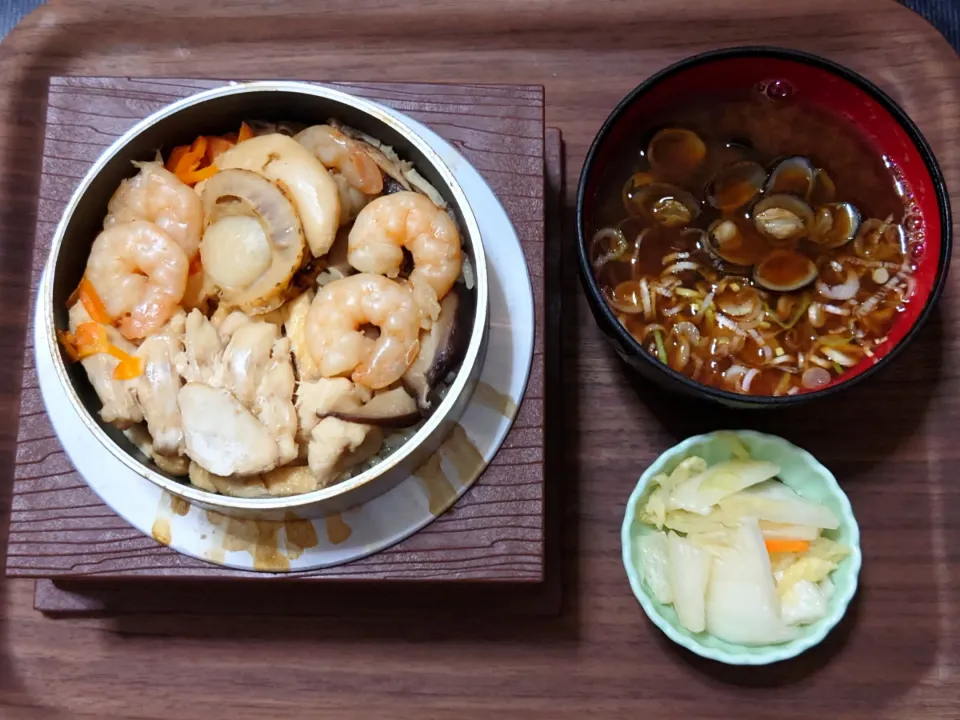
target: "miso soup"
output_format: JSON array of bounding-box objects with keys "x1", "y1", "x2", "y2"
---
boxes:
[{"x1": 589, "y1": 93, "x2": 916, "y2": 396}]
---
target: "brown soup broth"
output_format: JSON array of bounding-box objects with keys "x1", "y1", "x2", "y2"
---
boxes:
[{"x1": 590, "y1": 93, "x2": 911, "y2": 396}]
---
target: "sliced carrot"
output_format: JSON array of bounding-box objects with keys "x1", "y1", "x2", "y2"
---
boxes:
[
  {"x1": 237, "y1": 121, "x2": 254, "y2": 142},
  {"x1": 77, "y1": 276, "x2": 112, "y2": 324},
  {"x1": 56, "y1": 329, "x2": 80, "y2": 362},
  {"x1": 112, "y1": 354, "x2": 143, "y2": 380},
  {"x1": 72, "y1": 322, "x2": 111, "y2": 358},
  {"x1": 106, "y1": 344, "x2": 142, "y2": 379},
  {"x1": 69, "y1": 322, "x2": 143, "y2": 379},
  {"x1": 172, "y1": 136, "x2": 208, "y2": 181},
  {"x1": 178, "y1": 163, "x2": 219, "y2": 185},
  {"x1": 765, "y1": 539, "x2": 811, "y2": 554},
  {"x1": 166, "y1": 144, "x2": 191, "y2": 173},
  {"x1": 205, "y1": 136, "x2": 235, "y2": 163}
]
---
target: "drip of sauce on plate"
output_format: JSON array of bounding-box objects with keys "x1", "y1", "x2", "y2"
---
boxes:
[
  {"x1": 151, "y1": 517, "x2": 171, "y2": 546},
  {"x1": 325, "y1": 512, "x2": 352, "y2": 545},
  {"x1": 221, "y1": 516, "x2": 288, "y2": 571},
  {"x1": 415, "y1": 452, "x2": 456, "y2": 515},
  {"x1": 414, "y1": 424, "x2": 485, "y2": 515},
  {"x1": 472, "y1": 381, "x2": 517, "y2": 419},
  {"x1": 151, "y1": 491, "x2": 183, "y2": 546},
  {"x1": 170, "y1": 496, "x2": 191, "y2": 516},
  {"x1": 203, "y1": 509, "x2": 321, "y2": 571},
  {"x1": 285, "y1": 512, "x2": 319, "y2": 558},
  {"x1": 442, "y1": 424, "x2": 485, "y2": 484}
]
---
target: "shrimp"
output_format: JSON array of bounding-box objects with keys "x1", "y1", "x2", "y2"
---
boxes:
[
  {"x1": 104, "y1": 161, "x2": 203, "y2": 257},
  {"x1": 331, "y1": 174, "x2": 373, "y2": 226},
  {"x1": 347, "y1": 191, "x2": 462, "y2": 327},
  {"x1": 296, "y1": 125, "x2": 384, "y2": 195},
  {"x1": 85, "y1": 220, "x2": 189, "y2": 340},
  {"x1": 306, "y1": 273, "x2": 421, "y2": 390}
]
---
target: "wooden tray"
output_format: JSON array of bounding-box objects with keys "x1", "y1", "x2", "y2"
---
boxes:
[
  {"x1": 0, "y1": 2, "x2": 958, "y2": 718},
  {"x1": 5, "y1": 78, "x2": 556, "y2": 588}
]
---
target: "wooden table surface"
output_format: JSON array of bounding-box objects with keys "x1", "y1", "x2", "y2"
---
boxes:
[{"x1": 1, "y1": 1, "x2": 958, "y2": 718}]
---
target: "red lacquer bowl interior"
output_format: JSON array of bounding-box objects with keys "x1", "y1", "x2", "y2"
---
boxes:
[{"x1": 579, "y1": 47, "x2": 951, "y2": 403}]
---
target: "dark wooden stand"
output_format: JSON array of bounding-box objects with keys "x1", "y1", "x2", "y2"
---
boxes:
[{"x1": 5, "y1": 79, "x2": 562, "y2": 612}]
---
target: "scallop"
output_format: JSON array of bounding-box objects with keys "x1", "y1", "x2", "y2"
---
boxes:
[
  {"x1": 753, "y1": 249, "x2": 818, "y2": 292},
  {"x1": 812, "y1": 202, "x2": 861, "y2": 249},
  {"x1": 706, "y1": 218, "x2": 769, "y2": 270},
  {"x1": 631, "y1": 182, "x2": 701, "y2": 228},
  {"x1": 764, "y1": 156, "x2": 816, "y2": 197},
  {"x1": 706, "y1": 161, "x2": 766, "y2": 211},
  {"x1": 216, "y1": 133, "x2": 340, "y2": 257},
  {"x1": 752, "y1": 194, "x2": 815, "y2": 242},
  {"x1": 647, "y1": 129, "x2": 707, "y2": 181},
  {"x1": 200, "y1": 169, "x2": 307, "y2": 313}
]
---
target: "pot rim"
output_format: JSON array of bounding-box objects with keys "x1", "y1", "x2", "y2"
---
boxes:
[{"x1": 41, "y1": 80, "x2": 489, "y2": 511}]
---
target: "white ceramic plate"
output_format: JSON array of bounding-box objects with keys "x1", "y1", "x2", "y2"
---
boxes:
[{"x1": 35, "y1": 107, "x2": 535, "y2": 572}]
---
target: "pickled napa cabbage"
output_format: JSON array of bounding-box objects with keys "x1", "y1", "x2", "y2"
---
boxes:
[
  {"x1": 634, "y1": 449, "x2": 850, "y2": 645},
  {"x1": 704, "y1": 520, "x2": 797, "y2": 645},
  {"x1": 637, "y1": 531, "x2": 672, "y2": 605},
  {"x1": 667, "y1": 531, "x2": 711, "y2": 633},
  {"x1": 667, "y1": 459, "x2": 780, "y2": 515}
]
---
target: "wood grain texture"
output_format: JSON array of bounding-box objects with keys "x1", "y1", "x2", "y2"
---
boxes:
[
  {"x1": 31, "y1": 127, "x2": 565, "y2": 614},
  {"x1": 6, "y1": 76, "x2": 547, "y2": 582},
  {"x1": 0, "y1": 1, "x2": 958, "y2": 718}
]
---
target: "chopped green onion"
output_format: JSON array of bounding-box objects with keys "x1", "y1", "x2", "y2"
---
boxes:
[
  {"x1": 818, "y1": 334, "x2": 854, "y2": 347},
  {"x1": 832, "y1": 361, "x2": 844, "y2": 374},
  {"x1": 653, "y1": 329, "x2": 668, "y2": 364},
  {"x1": 676, "y1": 288, "x2": 702, "y2": 298}
]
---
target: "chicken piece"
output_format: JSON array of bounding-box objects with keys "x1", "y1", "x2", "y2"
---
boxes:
[
  {"x1": 190, "y1": 460, "x2": 322, "y2": 498},
  {"x1": 123, "y1": 424, "x2": 189, "y2": 476},
  {"x1": 215, "y1": 309, "x2": 254, "y2": 343},
  {"x1": 283, "y1": 289, "x2": 321, "y2": 381},
  {"x1": 218, "y1": 319, "x2": 278, "y2": 407},
  {"x1": 307, "y1": 417, "x2": 371, "y2": 485},
  {"x1": 256, "y1": 336, "x2": 299, "y2": 465},
  {"x1": 210, "y1": 472, "x2": 269, "y2": 498},
  {"x1": 187, "y1": 460, "x2": 222, "y2": 492},
  {"x1": 295, "y1": 377, "x2": 362, "y2": 442},
  {"x1": 178, "y1": 382, "x2": 279, "y2": 476},
  {"x1": 176, "y1": 308, "x2": 222, "y2": 384},
  {"x1": 68, "y1": 302, "x2": 143, "y2": 428},
  {"x1": 262, "y1": 465, "x2": 321, "y2": 496},
  {"x1": 339, "y1": 425, "x2": 384, "y2": 473},
  {"x1": 178, "y1": 309, "x2": 299, "y2": 471},
  {"x1": 134, "y1": 309, "x2": 186, "y2": 456},
  {"x1": 216, "y1": 318, "x2": 297, "y2": 465},
  {"x1": 189, "y1": 460, "x2": 269, "y2": 496}
]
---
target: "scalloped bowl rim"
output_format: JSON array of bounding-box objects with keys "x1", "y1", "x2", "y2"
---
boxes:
[{"x1": 620, "y1": 430, "x2": 862, "y2": 665}]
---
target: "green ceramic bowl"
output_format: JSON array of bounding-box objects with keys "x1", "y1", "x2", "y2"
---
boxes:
[{"x1": 621, "y1": 430, "x2": 861, "y2": 665}]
